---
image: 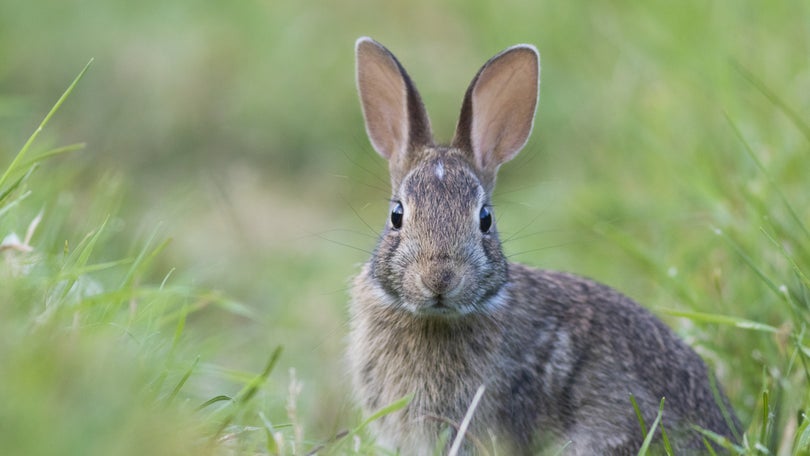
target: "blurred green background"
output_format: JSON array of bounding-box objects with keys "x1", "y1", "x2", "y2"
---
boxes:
[{"x1": 2, "y1": 0, "x2": 809, "y2": 454}]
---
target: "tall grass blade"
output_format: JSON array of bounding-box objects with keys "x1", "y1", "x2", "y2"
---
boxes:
[
  {"x1": 48, "y1": 217, "x2": 110, "y2": 314},
  {"x1": 448, "y1": 384, "x2": 485, "y2": 456},
  {"x1": 120, "y1": 228, "x2": 171, "y2": 289},
  {"x1": 0, "y1": 59, "x2": 93, "y2": 190},
  {"x1": 692, "y1": 426, "x2": 744, "y2": 454},
  {"x1": 589, "y1": 219, "x2": 699, "y2": 307},
  {"x1": 760, "y1": 389, "x2": 771, "y2": 451},
  {"x1": 660, "y1": 424, "x2": 673, "y2": 456},
  {"x1": 709, "y1": 371, "x2": 742, "y2": 443},
  {"x1": 327, "y1": 394, "x2": 412, "y2": 455},
  {"x1": 212, "y1": 346, "x2": 283, "y2": 438},
  {"x1": 660, "y1": 308, "x2": 778, "y2": 333},
  {"x1": 732, "y1": 61, "x2": 810, "y2": 145},
  {"x1": 760, "y1": 227, "x2": 810, "y2": 290},
  {"x1": 236, "y1": 345, "x2": 283, "y2": 405},
  {"x1": 714, "y1": 228, "x2": 784, "y2": 297},
  {"x1": 630, "y1": 393, "x2": 648, "y2": 436},
  {"x1": 0, "y1": 164, "x2": 37, "y2": 209},
  {"x1": 16, "y1": 143, "x2": 86, "y2": 170},
  {"x1": 0, "y1": 189, "x2": 31, "y2": 219},
  {"x1": 197, "y1": 395, "x2": 233, "y2": 411},
  {"x1": 794, "y1": 412, "x2": 810, "y2": 455},
  {"x1": 167, "y1": 356, "x2": 200, "y2": 404},
  {"x1": 702, "y1": 437, "x2": 719, "y2": 456},
  {"x1": 637, "y1": 397, "x2": 665, "y2": 456},
  {"x1": 724, "y1": 113, "x2": 810, "y2": 239}
]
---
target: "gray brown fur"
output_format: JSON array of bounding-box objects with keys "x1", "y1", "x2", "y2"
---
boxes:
[{"x1": 349, "y1": 37, "x2": 740, "y2": 455}]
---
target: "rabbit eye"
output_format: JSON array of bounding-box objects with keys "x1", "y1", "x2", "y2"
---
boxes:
[
  {"x1": 479, "y1": 206, "x2": 492, "y2": 233},
  {"x1": 391, "y1": 202, "x2": 404, "y2": 229}
]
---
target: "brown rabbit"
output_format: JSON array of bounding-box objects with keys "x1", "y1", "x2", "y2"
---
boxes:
[{"x1": 348, "y1": 37, "x2": 740, "y2": 455}]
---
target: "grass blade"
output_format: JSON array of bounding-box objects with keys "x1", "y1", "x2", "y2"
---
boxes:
[
  {"x1": 120, "y1": 229, "x2": 171, "y2": 289},
  {"x1": 630, "y1": 393, "x2": 648, "y2": 437},
  {"x1": 714, "y1": 227, "x2": 784, "y2": 297},
  {"x1": 732, "y1": 61, "x2": 810, "y2": 146},
  {"x1": 660, "y1": 308, "x2": 778, "y2": 333},
  {"x1": 760, "y1": 227, "x2": 810, "y2": 290},
  {"x1": 794, "y1": 411, "x2": 810, "y2": 454},
  {"x1": 448, "y1": 384, "x2": 485, "y2": 456},
  {"x1": 197, "y1": 395, "x2": 233, "y2": 411},
  {"x1": 16, "y1": 142, "x2": 86, "y2": 171},
  {"x1": 167, "y1": 356, "x2": 200, "y2": 404},
  {"x1": 0, "y1": 164, "x2": 37, "y2": 209},
  {"x1": 212, "y1": 346, "x2": 284, "y2": 438},
  {"x1": 724, "y1": 112, "x2": 810, "y2": 239},
  {"x1": 588, "y1": 218, "x2": 700, "y2": 307},
  {"x1": 709, "y1": 371, "x2": 742, "y2": 444},
  {"x1": 759, "y1": 389, "x2": 770, "y2": 449},
  {"x1": 637, "y1": 397, "x2": 665, "y2": 456},
  {"x1": 0, "y1": 59, "x2": 93, "y2": 190},
  {"x1": 327, "y1": 394, "x2": 412, "y2": 455},
  {"x1": 236, "y1": 346, "x2": 283, "y2": 405},
  {"x1": 692, "y1": 426, "x2": 745, "y2": 454}
]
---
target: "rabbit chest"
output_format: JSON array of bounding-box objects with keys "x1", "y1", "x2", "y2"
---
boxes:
[{"x1": 348, "y1": 266, "x2": 511, "y2": 452}]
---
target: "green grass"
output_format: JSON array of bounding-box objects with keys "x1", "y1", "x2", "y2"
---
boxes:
[
  {"x1": 1, "y1": 0, "x2": 810, "y2": 454},
  {"x1": 0, "y1": 67, "x2": 287, "y2": 455}
]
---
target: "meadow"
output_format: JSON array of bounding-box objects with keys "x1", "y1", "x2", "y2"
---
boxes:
[{"x1": 1, "y1": 0, "x2": 809, "y2": 454}]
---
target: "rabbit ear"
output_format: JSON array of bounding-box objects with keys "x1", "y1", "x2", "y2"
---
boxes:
[
  {"x1": 452, "y1": 45, "x2": 539, "y2": 184},
  {"x1": 355, "y1": 37, "x2": 433, "y2": 175}
]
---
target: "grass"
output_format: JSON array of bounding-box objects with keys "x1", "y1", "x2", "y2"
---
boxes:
[
  {"x1": 0, "y1": 66, "x2": 291, "y2": 455},
  {"x1": 1, "y1": 0, "x2": 810, "y2": 454}
]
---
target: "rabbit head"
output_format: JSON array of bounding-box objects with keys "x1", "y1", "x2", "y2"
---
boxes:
[{"x1": 355, "y1": 37, "x2": 539, "y2": 317}]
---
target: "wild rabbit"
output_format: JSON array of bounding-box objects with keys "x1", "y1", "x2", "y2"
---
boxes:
[{"x1": 348, "y1": 37, "x2": 740, "y2": 455}]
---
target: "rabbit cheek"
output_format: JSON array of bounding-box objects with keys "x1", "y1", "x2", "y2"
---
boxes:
[{"x1": 369, "y1": 232, "x2": 409, "y2": 306}]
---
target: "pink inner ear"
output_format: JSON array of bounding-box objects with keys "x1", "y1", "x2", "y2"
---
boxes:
[
  {"x1": 469, "y1": 47, "x2": 539, "y2": 171},
  {"x1": 356, "y1": 42, "x2": 409, "y2": 160}
]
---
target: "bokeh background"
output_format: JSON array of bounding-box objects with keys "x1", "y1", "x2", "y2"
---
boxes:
[{"x1": 2, "y1": 0, "x2": 809, "y2": 454}]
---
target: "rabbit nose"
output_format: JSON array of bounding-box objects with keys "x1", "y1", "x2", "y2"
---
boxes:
[{"x1": 421, "y1": 267, "x2": 461, "y2": 296}]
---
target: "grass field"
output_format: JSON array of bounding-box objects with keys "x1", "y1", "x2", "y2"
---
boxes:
[{"x1": 1, "y1": 0, "x2": 809, "y2": 454}]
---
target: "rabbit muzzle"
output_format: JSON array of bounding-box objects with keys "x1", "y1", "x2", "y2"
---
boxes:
[{"x1": 402, "y1": 257, "x2": 477, "y2": 316}]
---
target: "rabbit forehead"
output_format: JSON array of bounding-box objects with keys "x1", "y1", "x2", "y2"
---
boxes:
[{"x1": 398, "y1": 154, "x2": 485, "y2": 211}]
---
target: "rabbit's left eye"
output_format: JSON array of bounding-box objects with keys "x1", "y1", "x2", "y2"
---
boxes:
[
  {"x1": 391, "y1": 202, "x2": 404, "y2": 230},
  {"x1": 479, "y1": 206, "x2": 492, "y2": 233}
]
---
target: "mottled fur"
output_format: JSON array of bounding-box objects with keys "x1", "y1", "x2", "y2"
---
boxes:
[{"x1": 349, "y1": 37, "x2": 739, "y2": 455}]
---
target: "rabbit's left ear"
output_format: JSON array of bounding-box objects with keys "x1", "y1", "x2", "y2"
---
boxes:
[
  {"x1": 452, "y1": 45, "x2": 539, "y2": 181},
  {"x1": 355, "y1": 37, "x2": 433, "y2": 181}
]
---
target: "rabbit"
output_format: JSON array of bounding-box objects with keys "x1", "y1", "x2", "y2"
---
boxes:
[{"x1": 348, "y1": 37, "x2": 740, "y2": 455}]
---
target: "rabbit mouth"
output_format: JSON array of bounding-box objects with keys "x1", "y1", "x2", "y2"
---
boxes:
[
  {"x1": 408, "y1": 293, "x2": 477, "y2": 318},
  {"x1": 424, "y1": 295, "x2": 452, "y2": 313},
  {"x1": 412, "y1": 298, "x2": 460, "y2": 317}
]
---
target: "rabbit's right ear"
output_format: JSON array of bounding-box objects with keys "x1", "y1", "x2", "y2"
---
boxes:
[
  {"x1": 452, "y1": 45, "x2": 539, "y2": 190},
  {"x1": 355, "y1": 37, "x2": 433, "y2": 182}
]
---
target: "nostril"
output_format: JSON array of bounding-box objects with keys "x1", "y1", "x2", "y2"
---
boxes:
[{"x1": 422, "y1": 267, "x2": 461, "y2": 296}]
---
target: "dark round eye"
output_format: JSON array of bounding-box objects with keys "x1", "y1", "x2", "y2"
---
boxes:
[
  {"x1": 479, "y1": 206, "x2": 492, "y2": 233},
  {"x1": 391, "y1": 202, "x2": 404, "y2": 230}
]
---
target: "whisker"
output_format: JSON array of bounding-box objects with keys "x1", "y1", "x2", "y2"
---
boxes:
[
  {"x1": 500, "y1": 211, "x2": 547, "y2": 243},
  {"x1": 315, "y1": 227, "x2": 379, "y2": 239},
  {"x1": 501, "y1": 227, "x2": 581, "y2": 245},
  {"x1": 340, "y1": 194, "x2": 380, "y2": 237},
  {"x1": 304, "y1": 230, "x2": 376, "y2": 255},
  {"x1": 494, "y1": 177, "x2": 556, "y2": 197},
  {"x1": 341, "y1": 146, "x2": 389, "y2": 188},
  {"x1": 505, "y1": 240, "x2": 583, "y2": 260}
]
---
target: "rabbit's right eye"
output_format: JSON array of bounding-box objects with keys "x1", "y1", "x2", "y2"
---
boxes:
[
  {"x1": 390, "y1": 202, "x2": 404, "y2": 229},
  {"x1": 479, "y1": 205, "x2": 493, "y2": 233}
]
